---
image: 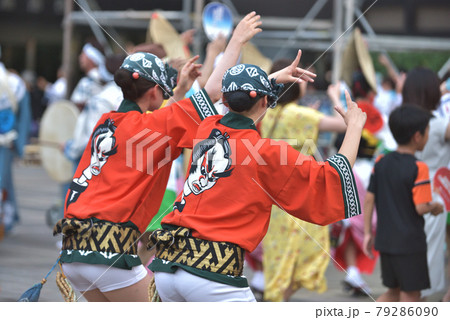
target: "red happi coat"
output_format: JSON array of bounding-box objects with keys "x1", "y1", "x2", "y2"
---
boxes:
[
  {"x1": 162, "y1": 111, "x2": 361, "y2": 252},
  {"x1": 64, "y1": 89, "x2": 217, "y2": 233}
]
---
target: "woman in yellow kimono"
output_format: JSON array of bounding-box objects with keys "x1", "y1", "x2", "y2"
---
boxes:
[{"x1": 260, "y1": 59, "x2": 347, "y2": 301}]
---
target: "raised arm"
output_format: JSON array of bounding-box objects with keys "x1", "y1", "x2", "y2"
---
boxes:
[
  {"x1": 317, "y1": 82, "x2": 347, "y2": 133},
  {"x1": 204, "y1": 12, "x2": 262, "y2": 102},
  {"x1": 334, "y1": 90, "x2": 367, "y2": 167},
  {"x1": 378, "y1": 53, "x2": 399, "y2": 84},
  {"x1": 197, "y1": 35, "x2": 227, "y2": 88}
]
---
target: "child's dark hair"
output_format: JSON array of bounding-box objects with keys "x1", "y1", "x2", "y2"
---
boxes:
[
  {"x1": 223, "y1": 91, "x2": 264, "y2": 112},
  {"x1": 270, "y1": 59, "x2": 301, "y2": 104},
  {"x1": 114, "y1": 68, "x2": 157, "y2": 101},
  {"x1": 388, "y1": 104, "x2": 431, "y2": 145}
]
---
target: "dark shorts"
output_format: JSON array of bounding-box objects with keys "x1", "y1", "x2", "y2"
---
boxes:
[{"x1": 380, "y1": 252, "x2": 430, "y2": 292}]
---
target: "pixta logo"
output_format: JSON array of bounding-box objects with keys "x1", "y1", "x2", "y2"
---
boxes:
[{"x1": 126, "y1": 128, "x2": 172, "y2": 175}]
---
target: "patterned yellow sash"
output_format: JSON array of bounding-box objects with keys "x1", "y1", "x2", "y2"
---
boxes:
[
  {"x1": 148, "y1": 227, "x2": 244, "y2": 277},
  {"x1": 53, "y1": 218, "x2": 140, "y2": 255}
]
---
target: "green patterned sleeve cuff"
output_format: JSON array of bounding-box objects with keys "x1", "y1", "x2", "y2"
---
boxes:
[
  {"x1": 326, "y1": 153, "x2": 362, "y2": 219},
  {"x1": 189, "y1": 88, "x2": 218, "y2": 120}
]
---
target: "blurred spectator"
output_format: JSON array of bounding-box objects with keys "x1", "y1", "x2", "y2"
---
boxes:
[
  {"x1": 21, "y1": 70, "x2": 45, "y2": 137},
  {"x1": 0, "y1": 48, "x2": 31, "y2": 233},
  {"x1": 70, "y1": 39, "x2": 109, "y2": 111},
  {"x1": 435, "y1": 72, "x2": 450, "y2": 119},
  {"x1": 331, "y1": 70, "x2": 383, "y2": 296},
  {"x1": 404, "y1": 67, "x2": 449, "y2": 301},
  {"x1": 38, "y1": 66, "x2": 67, "y2": 106},
  {"x1": 261, "y1": 59, "x2": 346, "y2": 302},
  {"x1": 63, "y1": 54, "x2": 125, "y2": 164}
]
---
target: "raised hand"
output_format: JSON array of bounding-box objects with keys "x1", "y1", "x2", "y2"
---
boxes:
[
  {"x1": 207, "y1": 34, "x2": 227, "y2": 56},
  {"x1": 232, "y1": 11, "x2": 262, "y2": 45},
  {"x1": 173, "y1": 55, "x2": 202, "y2": 101},
  {"x1": 334, "y1": 90, "x2": 367, "y2": 166},
  {"x1": 204, "y1": 12, "x2": 263, "y2": 103},
  {"x1": 334, "y1": 90, "x2": 366, "y2": 129},
  {"x1": 327, "y1": 82, "x2": 341, "y2": 103},
  {"x1": 269, "y1": 50, "x2": 316, "y2": 84},
  {"x1": 180, "y1": 29, "x2": 196, "y2": 46}
]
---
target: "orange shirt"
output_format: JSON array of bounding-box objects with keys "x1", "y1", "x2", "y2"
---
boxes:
[
  {"x1": 162, "y1": 112, "x2": 361, "y2": 252},
  {"x1": 64, "y1": 89, "x2": 217, "y2": 233}
]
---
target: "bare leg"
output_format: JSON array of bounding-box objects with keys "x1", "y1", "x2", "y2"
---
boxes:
[
  {"x1": 377, "y1": 288, "x2": 400, "y2": 302},
  {"x1": 344, "y1": 239, "x2": 357, "y2": 267},
  {"x1": 81, "y1": 289, "x2": 110, "y2": 302},
  {"x1": 400, "y1": 290, "x2": 421, "y2": 302},
  {"x1": 343, "y1": 238, "x2": 370, "y2": 295},
  {"x1": 283, "y1": 264, "x2": 301, "y2": 302},
  {"x1": 101, "y1": 274, "x2": 152, "y2": 302},
  {"x1": 283, "y1": 283, "x2": 300, "y2": 302}
]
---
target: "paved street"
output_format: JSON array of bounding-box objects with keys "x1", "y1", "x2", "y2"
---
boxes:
[{"x1": 0, "y1": 159, "x2": 446, "y2": 302}]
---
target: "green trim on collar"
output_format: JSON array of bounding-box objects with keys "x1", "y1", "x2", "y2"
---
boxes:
[
  {"x1": 219, "y1": 112, "x2": 257, "y2": 131},
  {"x1": 117, "y1": 99, "x2": 143, "y2": 113}
]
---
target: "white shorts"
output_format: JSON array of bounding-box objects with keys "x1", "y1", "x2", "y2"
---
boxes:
[
  {"x1": 61, "y1": 262, "x2": 148, "y2": 292},
  {"x1": 154, "y1": 268, "x2": 256, "y2": 302}
]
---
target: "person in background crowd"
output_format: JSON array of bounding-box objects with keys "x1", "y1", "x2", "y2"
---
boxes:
[
  {"x1": 63, "y1": 54, "x2": 126, "y2": 165},
  {"x1": 70, "y1": 39, "x2": 109, "y2": 111},
  {"x1": 330, "y1": 73, "x2": 383, "y2": 296},
  {"x1": 364, "y1": 105, "x2": 443, "y2": 302},
  {"x1": 403, "y1": 67, "x2": 450, "y2": 301},
  {"x1": 0, "y1": 46, "x2": 31, "y2": 233},
  {"x1": 38, "y1": 66, "x2": 67, "y2": 106}
]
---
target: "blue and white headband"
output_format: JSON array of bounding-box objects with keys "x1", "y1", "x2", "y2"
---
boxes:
[
  {"x1": 82, "y1": 43, "x2": 105, "y2": 66},
  {"x1": 221, "y1": 64, "x2": 283, "y2": 106}
]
